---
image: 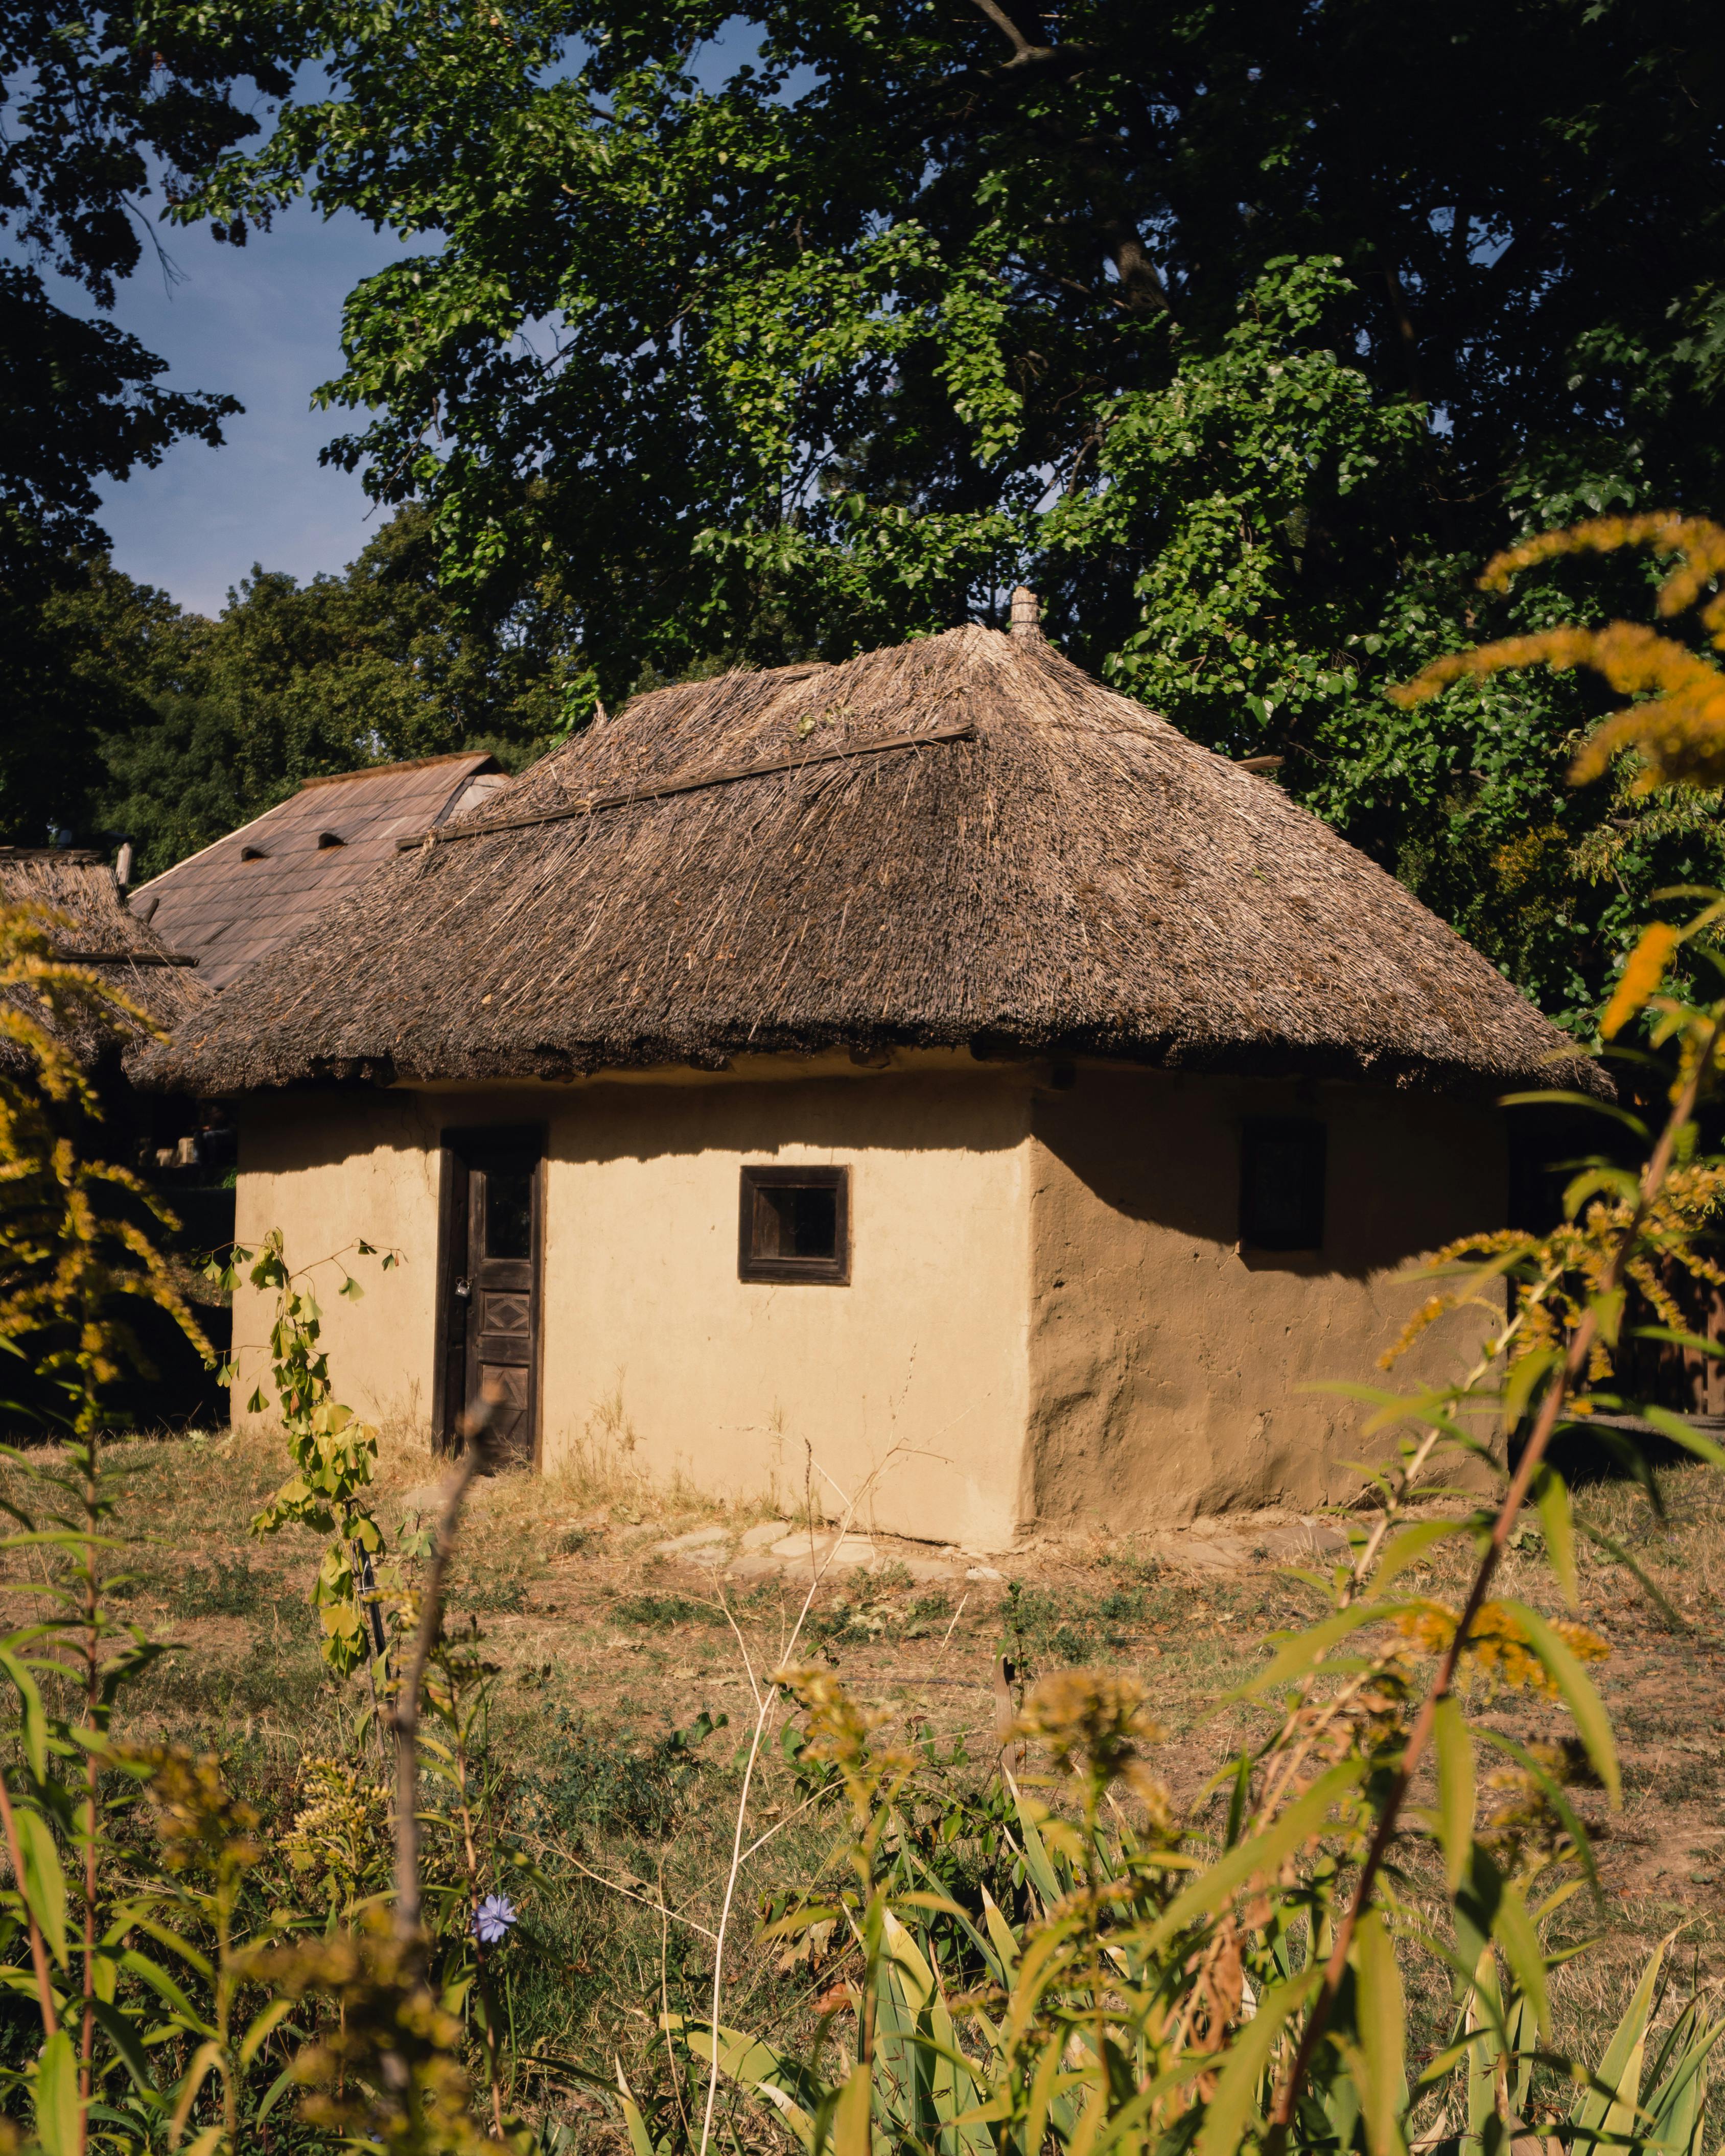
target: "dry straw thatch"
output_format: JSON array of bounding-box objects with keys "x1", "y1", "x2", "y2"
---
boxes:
[
  {"x1": 1, "y1": 850, "x2": 207, "y2": 1075},
  {"x1": 146, "y1": 623, "x2": 1592, "y2": 1096}
]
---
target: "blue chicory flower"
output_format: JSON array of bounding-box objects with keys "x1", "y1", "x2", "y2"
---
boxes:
[{"x1": 473, "y1": 1893, "x2": 517, "y2": 1946}]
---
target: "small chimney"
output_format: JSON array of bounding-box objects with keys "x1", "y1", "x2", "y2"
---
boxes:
[
  {"x1": 1009, "y1": 586, "x2": 1043, "y2": 640},
  {"x1": 115, "y1": 840, "x2": 134, "y2": 889}
]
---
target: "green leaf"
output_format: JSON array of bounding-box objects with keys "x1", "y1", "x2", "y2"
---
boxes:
[
  {"x1": 90, "y1": 1997, "x2": 161, "y2": 2100},
  {"x1": 1237, "y1": 1605, "x2": 1398, "y2": 1697},
  {"x1": 1497, "y1": 1600, "x2": 1619, "y2": 1807},
  {"x1": 238, "y1": 1995, "x2": 292, "y2": 2067},
  {"x1": 1491, "y1": 1878, "x2": 1551, "y2": 2043},
  {"x1": 1006, "y1": 1773, "x2": 1064, "y2": 1909},
  {"x1": 0, "y1": 1652, "x2": 51, "y2": 1779},
  {"x1": 1147, "y1": 1761, "x2": 1365, "y2": 1953},
  {"x1": 17, "y1": 1806, "x2": 68, "y2": 1966},
  {"x1": 255, "y1": 2059, "x2": 300, "y2": 2123},
  {"x1": 1432, "y1": 1693, "x2": 1475, "y2": 1895},
  {"x1": 119, "y1": 1950, "x2": 214, "y2": 2034},
  {"x1": 1475, "y1": 1729, "x2": 1600, "y2": 1906},
  {"x1": 1465, "y1": 1942, "x2": 1503, "y2": 2156},
  {"x1": 1351, "y1": 1909, "x2": 1407, "y2": 2156},
  {"x1": 1192, "y1": 1967, "x2": 1320, "y2": 2156},
  {"x1": 1636, "y1": 1405, "x2": 1725, "y2": 1467},
  {"x1": 168, "y1": 2040, "x2": 223, "y2": 2148},
  {"x1": 980, "y1": 1888, "x2": 1019, "y2": 1979},
  {"x1": 1572, "y1": 1514, "x2": 1685, "y2": 1628},
  {"x1": 1533, "y1": 1464, "x2": 1579, "y2": 1612},
  {"x1": 33, "y1": 2027, "x2": 80, "y2": 2156},
  {"x1": 831, "y1": 2061, "x2": 872, "y2": 2156},
  {"x1": 1373, "y1": 1518, "x2": 1476, "y2": 1591},
  {"x1": 1571, "y1": 1934, "x2": 1670, "y2": 2147},
  {"x1": 1502, "y1": 1346, "x2": 1561, "y2": 1432}
]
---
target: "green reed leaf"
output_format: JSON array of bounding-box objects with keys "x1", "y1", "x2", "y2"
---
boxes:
[
  {"x1": 0, "y1": 1650, "x2": 49, "y2": 1780},
  {"x1": 1637, "y1": 1405, "x2": 1725, "y2": 1466},
  {"x1": 17, "y1": 1805, "x2": 67, "y2": 1966},
  {"x1": 1353, "y1": 1909, "x2": 1408, "y2": 2156},
  {"x1": 33, "y1": 2028, "x2": 80, "y2": 2156},
  {"x1": 1237, "y1": 1607, "x2": 1397, "y2": 1697},
  {"x1": 1146, "y1": 1760, "x2": 1365, "y2": 1953},
  {"x1": 1491, "y1": 1878, "x2": 1551, "y2": 2042},
  {"x1": 1533, "y1": 1465, "x2": 1578, "y2": 1611},
  {"x1": 1192, "y1": 1966, "x2": 1320, "y2": 2156},
  {"x1": 1433, "y1": 1693, "x2": 1475, "y2": 1896}
]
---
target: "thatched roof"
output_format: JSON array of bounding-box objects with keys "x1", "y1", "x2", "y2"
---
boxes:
[
  {"x1": 144, "y1": 622, "x2": 1593, "y2": 1097},
  {"x1": 0, "y1": 849, "x2": 208, "y2": 1074},
  {"x1": 132, "y1": 752, "x2": 504, "y2": 989}
]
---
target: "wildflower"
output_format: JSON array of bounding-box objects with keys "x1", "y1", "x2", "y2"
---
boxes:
[
  {"x1": 1011, "y1": 1669, "x2": 1173, "y2": 1829},
  {"x1": 1601, "y1": 921, "x2": 1682, "y2": 1040},
  {"x1": 1393, "y1": 1601, "x2": 1607, "y2": 1697},
  {"x1": 472, "y1": 1893, "x2": 516, "y2": 1946}
]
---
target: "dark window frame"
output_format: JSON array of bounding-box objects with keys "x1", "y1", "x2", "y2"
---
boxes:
[
  {"x1": 1239, "y1": 1118, "x2": 1327, "y2": 1253},
  {"x1": 738, "y1": 1164, "x2": 851, "y2": 1285}
]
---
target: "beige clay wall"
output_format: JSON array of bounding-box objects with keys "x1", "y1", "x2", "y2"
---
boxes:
[
  {"x1": 230, "y1": 1057, "x2": 1506, "y2": 1544},
  {"x1": 1025, "y1": 1069, "x2": 1506, "y2": 1529},
  {"x1": 230, "y1": 1091, "x2": 449, "y2": 1437},
  {"x1": 538, "y1": 1069, "x2": 1034, "y2": 1550},
  {"x1": 231, "y1": 1066, "x2": 1036, "y2": 1548}
]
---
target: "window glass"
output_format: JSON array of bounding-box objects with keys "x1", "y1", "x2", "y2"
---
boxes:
[
  {"x1": 739, "y1": 1166, "x2": 849, "y2": 1282},
  {"x1": 1240, "y1": 1120, "x2": 1325, "y2": 1251},
  {"x1": 755, "y1": 1182, "x2": 838, "y2": 1259},
  {"x1": 484, "y1": 1167, "x2": 534, "y2": 1259}
]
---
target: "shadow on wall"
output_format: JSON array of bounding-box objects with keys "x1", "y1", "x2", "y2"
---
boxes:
[
  {"x1": 553, "y1": 1064, "x2": 1028, "y2": 1170},
  {"x1": 1034, "y1": 1068, "x2": 1508, "y2": 1286},
  {"x1": 1022, "y1": 1068, "x2": 1511, "y2": 1531}
]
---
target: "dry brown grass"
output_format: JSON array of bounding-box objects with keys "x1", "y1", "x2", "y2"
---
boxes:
[{"x1": 9, "y1": 1423, "x2": 1718, "y2": 2132}]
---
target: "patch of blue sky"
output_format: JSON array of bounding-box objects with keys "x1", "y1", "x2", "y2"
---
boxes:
[{"x1": 16, "y1": 15, "x2": 814, "y2": 616}]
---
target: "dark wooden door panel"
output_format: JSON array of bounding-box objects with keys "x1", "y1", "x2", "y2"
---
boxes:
[{"x1": 436, "y1": 1127, "x2": 544, "y2": 1467}]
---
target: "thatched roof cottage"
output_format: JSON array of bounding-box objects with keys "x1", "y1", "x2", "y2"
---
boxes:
[
  {"x1": 1, "y1": 847, "x2": 205, "y2": 1080},
  {"x1": 149, "y1": 608, "x2": 1587, "y2": 1543}
]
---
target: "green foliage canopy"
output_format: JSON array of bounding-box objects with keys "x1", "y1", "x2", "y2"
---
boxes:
[
  {"x1": 0, "y1": 0, "x2": 313, "y2": 842},
  {"x1": 15, "y1": 508, "x2": 578, "y2": 873},
  {"x1": 175, "y1": 0, "x2": 1725, "y2": 1022}
]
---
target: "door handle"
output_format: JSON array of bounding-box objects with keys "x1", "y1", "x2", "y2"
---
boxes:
[{"x1": 454, "y1": 1277, "x2": 472, "y2": 1301}]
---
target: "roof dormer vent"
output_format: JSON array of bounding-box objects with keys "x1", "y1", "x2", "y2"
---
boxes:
[
  {"x1": 316, "y1": 830, "x2": 345, "y2": 850},
  {"x1": 241, "y1": 845, "x2": 268, "y2": 861}
]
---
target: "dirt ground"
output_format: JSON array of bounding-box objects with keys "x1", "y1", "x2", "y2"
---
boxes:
[{"x1": 15, "y1": 1424, "x2": 1725, "y2": 2113}]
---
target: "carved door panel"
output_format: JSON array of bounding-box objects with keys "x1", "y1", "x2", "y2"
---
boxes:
[{"x1": 437, "y1": 1130, "x2": 542, "y2": 1466}]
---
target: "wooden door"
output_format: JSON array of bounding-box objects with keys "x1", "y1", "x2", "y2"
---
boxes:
[{"x1": 436, "y1": 1129, "x2": 543, "y2": 1466}]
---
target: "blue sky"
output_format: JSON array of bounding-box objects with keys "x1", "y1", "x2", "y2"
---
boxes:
[
  {"x1": 48, "y1": 204, "x2": 426, "y2": 618},
  {"x1": 31, "y1": 19, "x2": 800, "y2": 620}
]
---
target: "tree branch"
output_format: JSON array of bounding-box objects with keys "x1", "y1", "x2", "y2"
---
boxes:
[{"x1": 967, "y1": 0, "x2": 1051, "y2": 67}]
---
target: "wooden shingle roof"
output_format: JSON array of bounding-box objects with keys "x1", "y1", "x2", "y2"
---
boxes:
[{"x1": 132, "y1": 753, "x2": 504, "y2": 989}]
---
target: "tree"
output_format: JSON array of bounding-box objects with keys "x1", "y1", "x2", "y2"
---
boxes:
[
  {"x1": 40, "y1": 508, "x2": 582, "y2": 876},
  {"x1": 178, "y1": 0, "x2": 1725, "y2": 1020},
  {"x1": 0, "y1": 0, "x2": 318, "y2": 843}
]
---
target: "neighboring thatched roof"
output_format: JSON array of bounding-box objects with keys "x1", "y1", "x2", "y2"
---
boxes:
[
  {"x1": 0, "y1": 849, "x2": 207, "y2": 1074},
  {"x1": 144, "y1": 622, "x2": 1595, "y2": 1096},
  {"x1": 132, "y1": 752, "x2": 505, "y2": 989}
]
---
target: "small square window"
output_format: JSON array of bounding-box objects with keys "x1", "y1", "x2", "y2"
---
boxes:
[
  {"x1": 1240, "y1": 1119, "x2": 1326, "y2": 1252},
  {"x1": 739, "y1": 1165, "x2": 850, "y2": 1283}
]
